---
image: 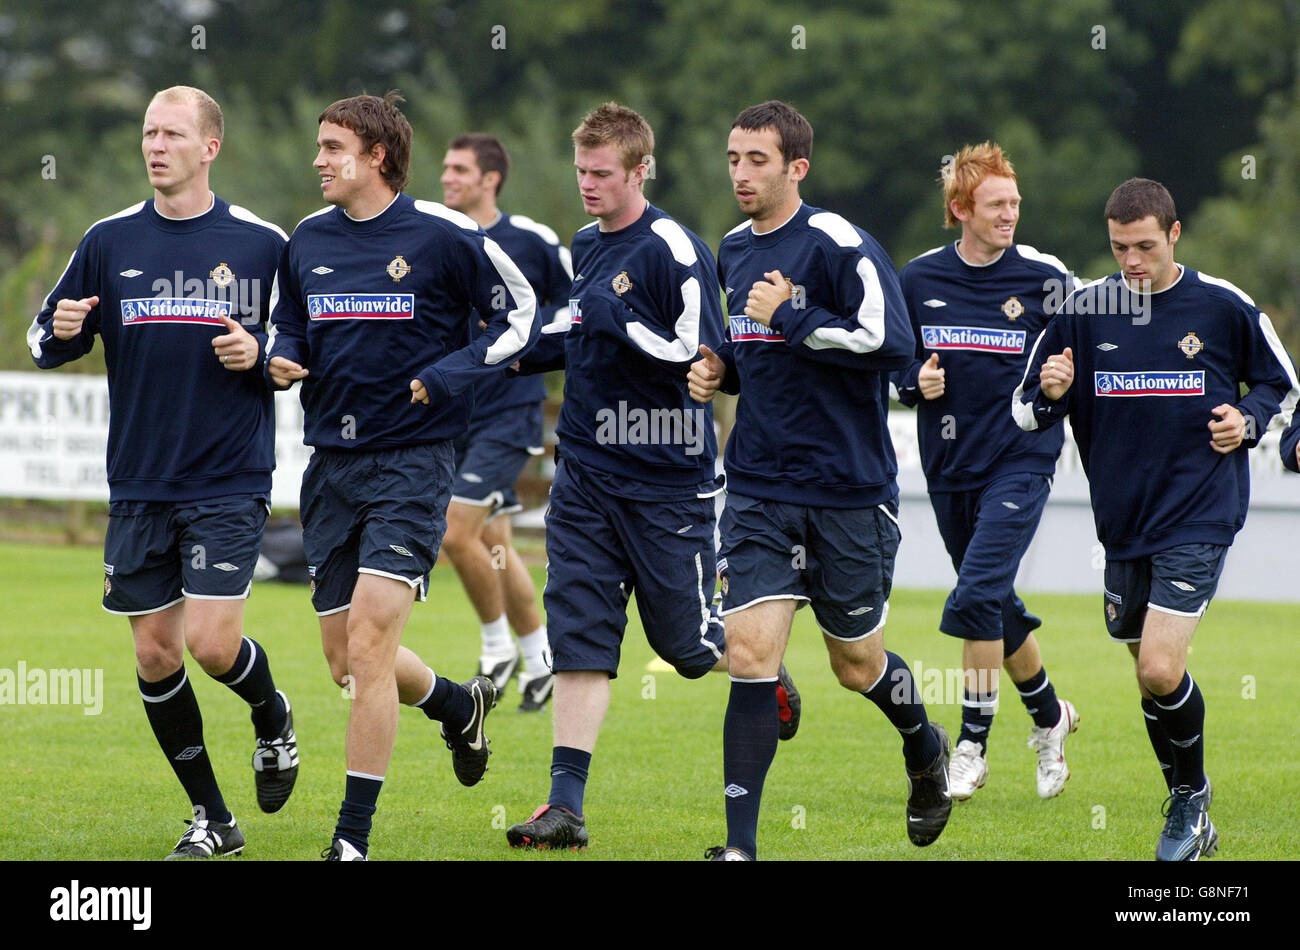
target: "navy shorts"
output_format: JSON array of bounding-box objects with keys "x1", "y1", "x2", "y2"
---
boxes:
[
  {"x1": 300, "y1": 443, "x2": 455, "y2": 615},
  {"x1": 1103, "y1": 543, "x2": 1229, "y2": 642},
  {"x1": 543, "y1": 458, "x2": 725, "y2": 679},
  {"x1": 929, "y1": 472, "x2": 1051, "y2": 651},
  {"x1": 451, "y1": 404, "x2": 544, "y2": 521},
  {"x1": 718, "y1": 493, "x2": 900, "y2": 642},
  {"x1": 102, "y1": 494, "x2": 269, "y2": 615}
]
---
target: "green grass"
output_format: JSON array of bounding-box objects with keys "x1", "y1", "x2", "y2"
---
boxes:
[{"x1": 1, "y1": 540, "x2": 1295, "y2": 861}]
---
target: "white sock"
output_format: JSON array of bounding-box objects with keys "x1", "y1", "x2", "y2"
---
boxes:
[
  {"x1": 480, "y1": 615, "x2": 513, "y2": 658},
  {"x1": 517, "y1": 625, "x2": 549, "y2": 674}
]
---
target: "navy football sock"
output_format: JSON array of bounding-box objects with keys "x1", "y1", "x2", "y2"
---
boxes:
[
  {"x1": 547, "y1": 746, "x2": 591, "y2": 815},
  {"x1": 723, "y1": 679, "x2": 778, "y2": 860},
  {"x1": 139, "y1": 666, "x2": 231, "y2": 824},
  {"x1": 415, "y1": 670, "x2": 474, "y2": 731},
  {"x1": 1141, "y1": 697, "x2": 1175, "y2": 790},
  {"x1": 211, "y1": 637, "x2": 285, "y2": 740},
  {"x1": 1015, "y1": 666, "x2": 1061, "y2": 729},
  {"x1": 863, "y1": 652, "x2": 940, "y2": 772},
  {"x1": 958, "y1": 687, "x2": 996, "y2": 752},
  {"x1": 335, "y1": 771, "x2": 383, "y2": 855},
  {"x1": 1153, "y1": 673, "x2": 1206, "y2": 791}
]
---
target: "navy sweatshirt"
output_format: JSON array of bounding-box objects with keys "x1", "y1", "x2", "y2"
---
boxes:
[
  {"x1": 1015, "y1": 266, "x2": 1299, "y2": 558},
  {"x1": 895, "y1": 243, "x2": 1074, "y2": 491},
  {"x1": 266, "y1": 194, "x2": 539, "y2": 451},
  {"x1": 715, "y1": 202, "x2": 915, "y2": 508},
  {"x1": 469, "y1": 212, "x2": 572, "y2": 420},
  {"x1": 516, "y1": 202, "x2": 722, "y2": 498},
  {"x1": 29, "y1": 195, "x2": 285, "y2": 502}
]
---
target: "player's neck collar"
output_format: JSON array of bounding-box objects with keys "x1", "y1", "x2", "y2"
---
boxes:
[
  {"x1": 953, "y1": 239, "x2": 1007, "y2": 268},
  {"x1": 154, "y1": 191, "x2": 215, "y2": 221},
  {"x1": 343, "y1": 191, "x2": 401, "y2": 222},
  {"x1": 751, "y1": 201, "x2": 803, "y2": 237}
]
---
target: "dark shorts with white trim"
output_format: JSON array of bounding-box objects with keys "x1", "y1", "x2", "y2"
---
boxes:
[
  {"x1": 301, "y1": 442, "x2": 455, "y2": 615},
  {"x1": 718, "y1": 493, "x2": 900, "y2": 642},
  {"x1": 102, "y1": 494, "x2": 269, "y2": 615},
  {"x1": 451, "y1": 403, "x2": 544, "y2": 521},
  {"x1": 929, "y1": 472, "x2": 1051, "y2": 652},
  {"x1": 1102, "y1": 542, "x2": 1229, "y2": 642},
  {"x1": 543, "y1": 458, "x2": 724, "y2": 679}
]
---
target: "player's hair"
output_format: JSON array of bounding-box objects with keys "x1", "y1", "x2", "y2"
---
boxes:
[
  {"x1": 149, "y1": 86, "x2": 224, "y2": 143},
  {"x1": 731, "y1": 100, "x2": 813, "y2": 165},
  {"x1": 572, "y1": 102, "x2": 654, "y2": 172},
  {"x1": 1104, "y1": 178, "x2": 1178, "y2": 234},
  {"x1": 318, "y1": 90, "x2": 411, "y2": 192},
  {"x1": 449, "y1": 133, "x2": 510, "y2": 196},
  {"x1": 942, "y1": 142, "x2": 1017, "y2": 229}
]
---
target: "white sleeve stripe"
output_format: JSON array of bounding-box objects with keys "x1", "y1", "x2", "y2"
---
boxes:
[
  {"x1": 1012, "y1": 330, "x2": 1049, "y2": 431},
  {"x1": 558, "y1": 245, "x2": 574, "y2": 280},
  {"x1": 801, "y1": 256, "x2": 886, "y2": 353},
  {"x1": 1258, "y1": 312, "x2": 1299, "y2": 430},
  {"x1": 228, "y1": 204, "x2": 289, "y2": 241},
  {"x1": 264, "y1": 272, "x2": 283, "y2": 356},
  {"x1": 482, "y1": 238, "x2": 539, "y2": 366},
  {"x1": 540, "y1": 305, "x2": 571, "y2": 335},
  {"x1": 626, "y1": 276, "x2": 701, "y2": 362}
]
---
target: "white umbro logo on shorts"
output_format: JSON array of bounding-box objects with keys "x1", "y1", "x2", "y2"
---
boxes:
[
  {"x1": 1002, "y1": 501, "x2": 1020, "y2": 510},
  {"x1": 213, "y1": 562, "x2": 239, "y2": 572},
  {"x1": 724, "y1": 784, "x2": 748, "y2": 798},
  {"x1": 847, "y1": 605, "x2": 874, "y2": 616},
  {"x1": 390, "y1": 545, "x2": 413, "y2": 557},
  {"x1": 462, "y1": 473, "x2": 483, "y2": 483},
  {"x1": 119, "y1": 269, "x2": 143, "y2": 278},
  {"x1": 312, "y1": 266, "x2": 334, "y2": 275},
  {"x1": 1171, "y1": 581, "x2": 1197, "y2": 592},
  {"x1": 676, "y1": 524, "x2": 693, "y2": 535},
  {"x1": 923, "y1": 299, "x2": 947, "y2": 308}
]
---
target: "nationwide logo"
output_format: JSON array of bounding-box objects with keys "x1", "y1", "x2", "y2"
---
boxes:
[
  {"x1": 307, "y1": 293, "x2": 415, "y2": 320},
  {"x1": 920, "y1": 325, "x2": 1026, "y2": 353},
  {"x1": 1094, "y1": 370, "x2": 1205, "y2": 397},
  {"x1": 121, "y1": 297, "x2": 231, "y2": 325},
  {"x1": 730, "y1": 314, "x2": 785, "y2": 342}
]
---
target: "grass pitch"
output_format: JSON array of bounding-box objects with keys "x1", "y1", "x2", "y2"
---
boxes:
[{"x1": 1, "y1": 541, "x2": 1295, "y2": 861}]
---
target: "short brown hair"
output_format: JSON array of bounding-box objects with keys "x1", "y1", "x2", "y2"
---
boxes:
[
  {"x1": 1104, "y1": 178, "x2": 1178, "y2": 234},
  {"x1": 572, "y1": 102, "x2": 654, "y2": 172},
  {"x1": 149, "y1": 86, "x2": 224, "y2": 142},
  {"x1": 319, "y1": 90, "x2": 411, "y2": 192},
  {"x1": 449, "y1": 133, "x2": 509, "y2": 196},
  {"x1": 731, "y1": 100, "x2": 813, "y2": 165},
  {"x1": 942, "y1": 142, "x2": 1017, "y2": 228}
]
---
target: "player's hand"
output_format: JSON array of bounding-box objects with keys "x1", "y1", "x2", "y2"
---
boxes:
[
  {"x1": 410, "y1": 378, "x2": 429, "y2": 405},
  {"x1": 268, "y1": 356, "x2": 308, "y2": 387},
  {"x1": 688, "y1": 344, "x2": 726, "y2": 403},
  {"x1": 1040, "y1": 347, "x2": 1074, "y2": 401},
  {"x1": 51, "y1": 296, "x2": 99, "y2": 340},
  {"x1": 918, "y1": 352, "x2": 945, "y2": 400},
  {"x1": 744, "y1": 270, "x2": 792, "y2": 328},
  {"x1": 1208, "y1": 404, "x2": 1246, "y2": 454},
  {"x1": 212, "y1": 315, "x2": 259, "y2": 371}
]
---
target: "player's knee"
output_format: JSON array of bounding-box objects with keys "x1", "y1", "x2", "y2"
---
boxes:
[
  {"x1": 830, "y1": 648, "x2": 885, "y2": 692},
  {"x1": 186, "y1": 634, "x2": 239, "y2": 676},
  {"x1": 1137, "y1": 655, "x2": 1183, "y2": 696},
  {"x1": 134, "y1": 642, "x2": 183, "y2": 681},
  {"x1": 723, "y1": 632, "x2": 777, "y2": 678}
]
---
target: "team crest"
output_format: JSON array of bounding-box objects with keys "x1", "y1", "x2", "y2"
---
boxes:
[
  {"x1": 209, "y1": 262, "x2": 235, "y2": 288},
  {"x1": 611, "y1": 271, "x2": 632, "y2": 296},
  {"x1": 1105, "y1": 602, "x2": 1117, "y2": 623},
  {"x1": 721, "y1": 575, "x2": 729, "y2": 596},
  {"x1": 104, "y1": 576, "x2": 112, "y2": 597},
  {"x1": 1178, "y1": 332, "x2": 1203, "y2": 359},
  {"x1": 386, "y1": 255, "x2": 411, "y2": 282},
  {"x1": 1001, "y1": 296, "x2": 1024, "y2": 320}
]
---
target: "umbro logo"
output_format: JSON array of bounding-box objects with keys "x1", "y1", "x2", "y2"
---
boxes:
[
  {"x1": 1002, "y1": 501, "x2": 1020, "y2": 510},
  {"x1": 846, "y1": 605, "x2": 874, "y2": 616},
  {"x1": 724, "y1": 784, "x2": 748, "y2": 798},
  {"x1": 725, "y1": 286, "x2": 736, "y2": 295},
  {"x1": 390, "y1": 545, "x2": 413, "y2": 557},
  {"x1": 312, "y1": 266, "x2": 334, "y2": 275},
  {"x1": 212, "y1": 562, "x2": 239, "y2": 572},
  {"x1": 676, "y1": 524, "x2": 693, "y2": 535},
  {"x1": 462, "y1": 473, "x2": 483, "y2": 484},
  {"x1": 174, "y1": 746, "x2": 204, "y2": 761},
  {"x1": 1170, "y1": 581, "x2": 1196, "y2": 592},
  {"x1": 573, "y1": 273, "x2": 585, "y2": 282},
  {"x1": 119, "y1": 269, "x2": 143, "y2": 278},
  {"x1": 1098, "y1": 343, "x2": 1118, "y2": 351},
  {"x1": 923, "y1": 299, "x2": 947, "y2": 308}
]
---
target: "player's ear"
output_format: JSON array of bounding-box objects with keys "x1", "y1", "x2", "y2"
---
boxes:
[
  {"x1": 788, "y1": 158, "x2": 810, "y2": 182},
  {"x1": 1167, "y1": 220, "x2": 1181, "y2": 247},
  {"x1": 949, "y1": 199, "x2": 970, "y2": 224},
  {"x1": 369, "y1": 141, "x2": 387, "y2": 171}
]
